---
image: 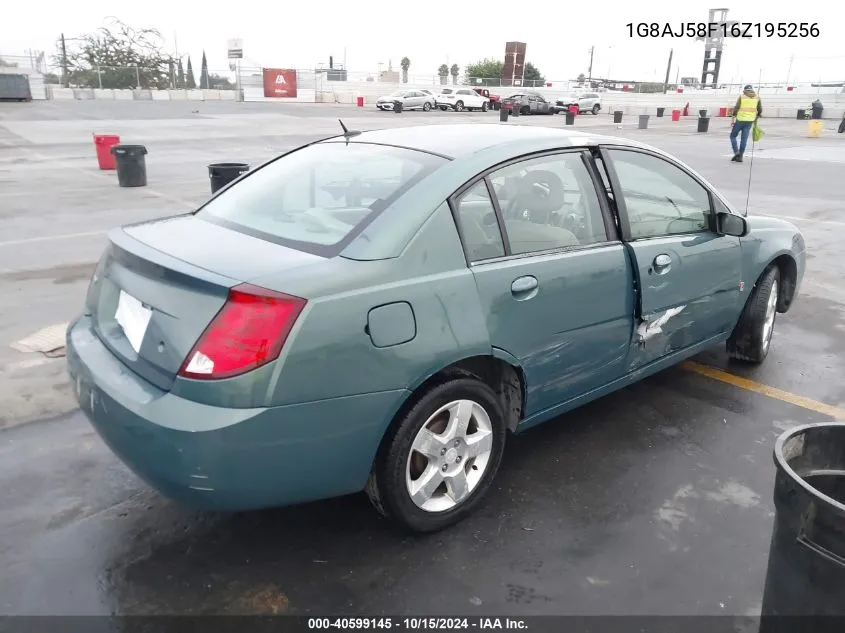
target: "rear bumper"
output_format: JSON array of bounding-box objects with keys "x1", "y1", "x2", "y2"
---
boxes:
[{"x1": 66, "y1": 315, "x2": 409, "y2": 511}]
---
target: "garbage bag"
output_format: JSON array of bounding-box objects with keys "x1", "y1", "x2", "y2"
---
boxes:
[{"x1": 753, "y1": 122, "x2": 765, "y2": 142}]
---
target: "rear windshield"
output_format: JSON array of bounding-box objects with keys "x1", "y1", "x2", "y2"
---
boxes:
[{"x1": 197, "y1": 142, "x2": 447, "y2": 256}]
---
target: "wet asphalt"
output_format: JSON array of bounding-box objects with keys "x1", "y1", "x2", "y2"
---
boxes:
[{"x1": 1, "y1": 101, "x2": 844, "y2": 616}]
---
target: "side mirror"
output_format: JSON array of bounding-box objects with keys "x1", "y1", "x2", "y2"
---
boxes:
[{"x1": 716, "y1": 212, "x2": 748, "y2": 237}]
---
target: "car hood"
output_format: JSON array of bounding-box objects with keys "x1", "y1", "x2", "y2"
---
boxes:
[{"x1": 745, "y1": 214, "x2": 800, "y2": 233}]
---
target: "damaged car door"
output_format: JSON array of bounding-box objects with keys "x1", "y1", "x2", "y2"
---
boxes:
[{"x1": 599, "y1": 147, "x2": 743, "y2": 369}]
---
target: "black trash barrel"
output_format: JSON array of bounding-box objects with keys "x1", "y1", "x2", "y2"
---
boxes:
[
  {"x1": 699, "y1": 108, "x2": 708, "y2": 118},
  {"x1": 208, "y1": 162, "x2": 249, "y2": 194},
  {"x1": 499, "y1": 107, "x2": 509, "y2": 122},
  {"x1": 656, "y1": 107, "x2": 665, "y2": 117},
  {"x1": 393, "y1": 100, "x2": 403, "y2": 113},
  {"x1": 111, "y1": 145, "x2": 148, "y2": 188},
  {"x1": 760, "y1": 423, "x2": 845, "y2": 622},
  {"x1": 697, "y1": 117, "x2": 710, "y2": 133},
  {"x1": 638, "y1": 114, "x2": 649, "y2": 129},
  {"x1": 613, "y1": 110, "x2": 623, "y2": 123},
  {"x1": 511, "y1": 104, "x2": 520, "y2": 117},
  {"x1": 797, "y1": 109, "x2": 806, "y2": 120},
  {"x1": 565, "y1": 111, "x2": 575, "y2": 125}
]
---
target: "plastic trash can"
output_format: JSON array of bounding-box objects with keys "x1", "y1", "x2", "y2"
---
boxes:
[
  {"x1": 565, "y1": 111, "x2": 575, "y2": 125},
  {"x1": 656, "y1": 107, "x2": 665, "y2": 117},
  {"x1": 638, "y1": 115, "x2": 649, "y2": 129},
  {"x1": 111, "y1": 145, "x2": 148, "y2": 188},
  {"x1": 797, "y1": 109, "x2": 806, "y2": 120},
  {"x1": 808, "y1": 120, "x2": 824, "y2": 138},
  {"x1": 393, "y1": 100, "x2": 403, "y2": 113},
  {"x1": 613, "y1": 111, "x2": 623, "y2": 123},
  {"x1": 671, "y1": 109, "x2": 681, "y2": 122},
  {"x1": 759, "y1": 423, "x2": 845, "y2": 620},
  {"x1": 511, "y1": 105, "x2": 520, "y2": 117},
  {"x1": 697, "y1": 117, "x2": 710, "y2": 133},
  {"x1": 208, "y1": 162, "x2": 249, "y2": 194},
  {"x1": 718, "y1": 107, "x2": 728, "y2": 117},
  {"x1": 356, "y1": 96, "x2": 364, "y2": 108},
  {"x1": 499, "y1": 107, "x2": 509, "y2": 122},
  {"x1": 94, "y1": 134, "x2": 120, "y2": 170},
  {"x1": 699, "y1": 109, "x2": 708, "y2": 118}
]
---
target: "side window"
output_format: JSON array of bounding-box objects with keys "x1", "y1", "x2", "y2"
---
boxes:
[
  {"x1": 489, "y1": 152, "x2": 608, "y2": 255},
  {"x1": 607, "y1": 150, "x2": 712, "y2": 239},
  {"x1": 453, "y1": 181, "x2": 506, "y2": 263}
]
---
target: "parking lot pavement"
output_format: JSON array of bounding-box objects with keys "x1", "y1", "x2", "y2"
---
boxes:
[{"x1": 0, "y1": 100, "x2": 843, "y2": 616}]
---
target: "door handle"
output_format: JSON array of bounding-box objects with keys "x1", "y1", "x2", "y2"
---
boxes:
[
  {"x1": 511, "y1": 276, "x2": 539, "y2": 298},
  {"x1": 652, "y1": 254, "x2": 672, "y2": 274}
]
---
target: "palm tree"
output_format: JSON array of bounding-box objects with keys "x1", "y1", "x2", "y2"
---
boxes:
[
  {"x1": 400, "y1": 57, "x2": 410, "y2": 83},
  {"x1": 438, "y1": 64, "x2": 449, "y2": 86},
  {"x1": 450, "y1": 63, "x2": 459, "y2": 85}
]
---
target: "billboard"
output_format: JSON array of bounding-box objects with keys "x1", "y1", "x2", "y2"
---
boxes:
[
  {"x1": 502, "y1": 41, "x2": 527, "y2": 87},
  {"x1": 263, "y1": 69, "x2": 297, "y2": 98}
]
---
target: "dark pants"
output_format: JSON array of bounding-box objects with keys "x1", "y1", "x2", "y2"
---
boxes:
[{"x1": 730, "y1": 121, "x2": 753, "y2": 155}]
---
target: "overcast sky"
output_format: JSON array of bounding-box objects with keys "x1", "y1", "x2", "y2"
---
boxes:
[{"x1": 3, "y1": 0, "x2": 843, "y2": 85}]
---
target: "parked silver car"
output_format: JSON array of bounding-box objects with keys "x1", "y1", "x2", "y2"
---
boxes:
[
  {"x1": 376, "y1": 90, "x2": 436, "y2": 112},
  {"x1": 556, "y1": 92, "x2": 602, "y2": 115}
]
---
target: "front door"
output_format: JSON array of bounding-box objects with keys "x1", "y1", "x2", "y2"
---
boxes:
[
  {"x1": 450, "y1": 150, "x2": 635, "y2": 417},
  {"x1": 599, "y1": 147, "x2": 743, "y2": 369}
]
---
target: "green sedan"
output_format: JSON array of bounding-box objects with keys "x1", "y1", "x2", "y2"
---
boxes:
[{"x1": 66, "y1": 123, "x2": 806, "y2": 532}]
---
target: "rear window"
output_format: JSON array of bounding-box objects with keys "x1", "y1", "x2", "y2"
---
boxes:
[
  {"x1": 440, "y1": 88, "x2": 454, "y2": 94},
  {"x1": 198, "y1": 142, "x2": 447, "y2": 256}
]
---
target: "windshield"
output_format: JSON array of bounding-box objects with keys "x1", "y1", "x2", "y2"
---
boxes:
[{"x1": 197, "y1": 142, "x2": 447, "y2": 256}]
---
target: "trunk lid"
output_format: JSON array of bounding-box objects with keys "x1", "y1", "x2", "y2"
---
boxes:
[{"x1": 88, "y1": 215, "x2": 324, "y2": 391}]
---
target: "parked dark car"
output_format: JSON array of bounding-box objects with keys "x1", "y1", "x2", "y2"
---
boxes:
[{"x1": 501, "y1": 92, "x2": 556, "y2": 115}]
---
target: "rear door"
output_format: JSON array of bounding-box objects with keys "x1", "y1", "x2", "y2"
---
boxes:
[
  {"x1": 597, "y1": 147, "x2": 743, "y2": 370},
  {"x1": 450, "y1": 149, "x2": 634, "y2": 417}
]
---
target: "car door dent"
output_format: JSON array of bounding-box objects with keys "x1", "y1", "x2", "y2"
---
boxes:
[{"x1": 635, "y1": 305, "x2": 686, "y2": 345}]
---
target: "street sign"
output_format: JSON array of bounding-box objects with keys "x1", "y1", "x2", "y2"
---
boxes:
[{"x1": 227, "y1": 38, "x2": 243, "y2": 59}]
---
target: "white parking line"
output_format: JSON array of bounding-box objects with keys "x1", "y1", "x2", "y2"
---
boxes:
[{"x1": 0, "y1": 230, "x2": 109, "y2": 248}]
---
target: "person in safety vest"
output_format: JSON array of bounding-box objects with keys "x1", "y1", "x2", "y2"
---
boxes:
[{"x1": 730, "y1": 85, "x2": 762, "y2": 162}]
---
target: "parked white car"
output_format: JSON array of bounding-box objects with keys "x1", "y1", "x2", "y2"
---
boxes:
[
  {"x1": 556, "y1": 92, "x2": 603, "y2": 115},
  {"x1": 435, "y1": 87, "x2": 489, "y2": 112},
  {"x1": 376, "y1": 90, "x2": 436, "y2": 112}
]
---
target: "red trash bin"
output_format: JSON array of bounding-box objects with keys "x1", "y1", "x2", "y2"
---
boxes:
[
  {"x1": 671, "y1": 110, "x2": 681, "y2": 122},
  {"x1": 94, "y1": 134, "x2": 121, "y2": 170},
  {"x1": 718, "y1": 106, "x2": 727, "y2": 117},
  {"x1": 356, "y1": 96, "x2": 364, "y2": 107},
  {"x1": 568, "y1": 105, "x2": 578, "y2": 115}
]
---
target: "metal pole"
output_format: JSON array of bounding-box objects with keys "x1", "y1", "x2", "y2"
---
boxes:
[
  {"x1": 663, "y1": 48, "x2": 673, "y2": 93},
  {"x1": 587, "y1": 46, "x2": 594, "y2": 85},
  {"x1": 235, "y1": 58, "x2": 242, "y2": 102},
  {"x1": 135, "y1": 65, "x2": 140, "y2": 88},
  {"x1": 97, "y1": 65, "x2": 102, "y2": 89}
]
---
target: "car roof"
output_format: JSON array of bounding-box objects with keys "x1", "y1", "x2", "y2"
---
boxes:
[{"x1": 325, "y1": 123, "x2": 649, "y2": 159}]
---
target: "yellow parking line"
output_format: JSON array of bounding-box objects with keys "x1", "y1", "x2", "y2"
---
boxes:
[{"x1": 680, "y1": 361, "x2": 845, "y2": 419}]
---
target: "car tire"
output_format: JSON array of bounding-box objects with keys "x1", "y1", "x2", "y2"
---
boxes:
[
  {"x1": 726, "y1": 265, "x2": 781, "y2": 364},
  {"x1": 455, "y1": 101, "x2": 464, "y2": 112},
  {"x1": 592, "y1": 104, "x2": 600, "y2": 115},
  {"x1": 520, "y1": 106, "x2": 530, "y2": 116},
  {"x1": 366, "y1": 377, "x2": 507, "y2": 533},
  {"x1": 423, "y1": 102, "x2": 432, "y2": 111},
  {"x1": 482, "y1": 102, "x2": 488, "y2": 112}
]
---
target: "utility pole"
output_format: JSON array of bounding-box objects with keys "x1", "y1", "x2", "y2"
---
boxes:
[
  {"x1": 60, "y1": 33, "x2": 69, "y2": 88},
  {"x1": 785, "y1": 54, "x2": 794, "y2": 87},
  {"x1": 587, "y1": 46, "x2": 594, "y2": 85},
  {"x1": 663, "y1": 48, "x2": 673, "y2": 93}
]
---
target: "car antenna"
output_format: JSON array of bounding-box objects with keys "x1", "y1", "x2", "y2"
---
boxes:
[{"x1": 338, "y1": 118, "x2": 361, "y2": 140}]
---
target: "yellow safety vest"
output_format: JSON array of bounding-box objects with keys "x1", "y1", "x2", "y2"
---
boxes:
[{"x1": 736, "y1": 96, "x2": 759, "y2": 122}]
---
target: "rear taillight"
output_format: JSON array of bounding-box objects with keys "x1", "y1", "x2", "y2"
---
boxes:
[{"x1": 178, "y1": 283, "x2": 306, "y2": 380}]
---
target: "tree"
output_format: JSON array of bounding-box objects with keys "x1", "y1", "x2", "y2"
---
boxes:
[
  {"x1": 450, "y1": 63, "x2": 459, "y2": 85},
  {"x1": 208, "y1": 73, "x2": 233, "y2": 90},
  {"x1": 577, "y1": 73, "x2": 586, "y2": 83},
  {"x1": 524, "y1": 62, "x2": 544, "y2": 86},
  {"x1": 176, "y1": 58, "x2": 185, "y2": 88},
  {"x1": 200, "y1": 50, "x2": 209, "y2": 89},
  {"x1": 438, "y1": 63, "x2": 449, "y2": 86},
  {"x1": 53, "y1": 18, "x2": 174, "y2": 89},
  {"x1": 465, "y1": 58, "x2": 503, "y2": 85},
  {"x1": 185, "y1": 56, "x2": 196, "y2": 89},
  {"x1": 400, "y1": 56, "x2": 410, "y2": 83}
]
